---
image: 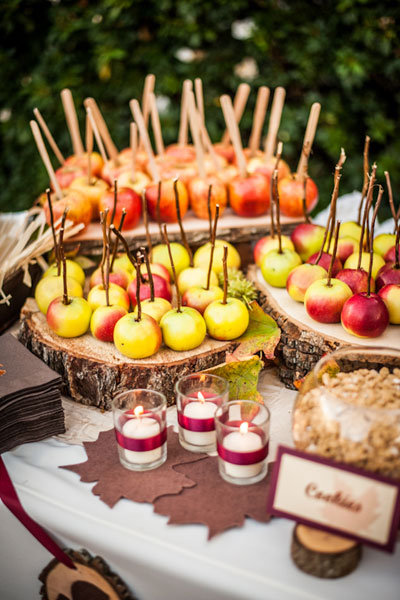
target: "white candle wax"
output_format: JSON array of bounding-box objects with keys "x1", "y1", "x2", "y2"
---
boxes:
[
  {"x1": 122, "y1": 416, "x2": 162, "y2": 464},
  {"x1": 222, "y1": 429, "x2": 264, "y2": 478},
  {"x1": 182, "y1": 400, "x2": 217, "y2": 446}
]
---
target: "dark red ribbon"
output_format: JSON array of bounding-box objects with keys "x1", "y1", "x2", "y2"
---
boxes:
[
  {"x1": 177, "y1": 412, "x2": 216, "y2": 432},
  {"x1": 0, "y1": 456, "x2": 76, "y2": 570},
  {"x1": 217, "y1": 442, "x2": 269, "y2": 465},
  {"x1": 115, "y1": 427, "x2": 167, "y2": 451}
]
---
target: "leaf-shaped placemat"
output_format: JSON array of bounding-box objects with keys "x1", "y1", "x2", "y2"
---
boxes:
[
  {"x1": 154, "y1": 457, "x2": 274, "y2": 539},
  {"x1": 229, "y1": 301, "x2": 281, "y2": 362},
  {"x1": 62, "y1": 427, "x2": 207, "y2": 508},
  {"x1": 205, "y1": 356, "x2": 263, "y2": 402}
]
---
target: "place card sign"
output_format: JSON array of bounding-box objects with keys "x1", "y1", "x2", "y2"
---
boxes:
[{"x1": 266, "y1": 446, "x2": 400, "y2": 552}]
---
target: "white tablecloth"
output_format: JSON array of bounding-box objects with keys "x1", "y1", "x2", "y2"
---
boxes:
[{"x1": 0, "y1": 368, "x2": 398, "y2": 600}]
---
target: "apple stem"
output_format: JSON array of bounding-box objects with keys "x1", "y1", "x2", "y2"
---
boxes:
[
  {"x1": 141, "y1": 190, "x2": 152, "y2": 258},
  {"x1": 156, "y1": 180, "x2": 163, "y2": 240},
  {"x1": 141, "y1": 246, "x2": 155, "y2": 302},
  {"x1": 206, "y1": 203, "x2": 220, "y2": 290},
  {"x1": 57, "y1": 208, "x2": 68, "y2": 276},
  {"x1": 367, "y1": 184, "x2": 384, "y2": 295},
  {"x1": 46, "y1": 188, "x2": 60, "y2": 273},
  {"x1": 59, "y1": 238, "x2": 69, "y2": 306},
  {"x1": 207, "y1": 184, "x2": 213, "y2": 241},
  {"x1": 357, "y1": 135, "x2": 371, "y2": 225},
  {"x1": 110, "y1": 179, "x2": 118, "y2": 227},
  {"x1": 357, "y1": 163, "x2": 377, "y2": 269},
  {"x1": 327, "y1": 220, "x2": 340, "y2": 287},
  {"x1": 162, "y1": 224, "x2": 181, "y2": 312},
  {"x1": 110, "y1": 208, "x2": 126, "y2": 270},
  {"x1": 174, "y1": 178, "x2": 193, "y2": 266},
  {"x1": 109, "y1": 224, "x2": 137, "y2": 274},
  {"x1": 222, "y1": 245, "x2": 228, "y2": 305},
  {"x1": 273, "y1": 169, "x2": 283, "y2": 254},
  {"x1": 134, "y1": 251, "x2": 142, "y2": 322},
  {"x1": 384, "y1": 171, "x2": 399, "y2": 235}
]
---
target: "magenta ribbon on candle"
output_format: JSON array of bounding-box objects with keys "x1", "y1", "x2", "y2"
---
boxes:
[
  {"x1": 177, "y1": 412, "x2": 216, "y2": 432},
  {"x1": 115, "y1": 427, "x2": 167, "y2": 451},
  {"x1": 217, "y1": 442, "x2": 269, "y2": 465},
  {"x1": 0, "y1": 456, "x2": 76, "y2": 570}
]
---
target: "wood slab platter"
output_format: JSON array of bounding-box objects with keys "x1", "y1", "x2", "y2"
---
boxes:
[
  {"x1": 247, "y1": 264, "x2": 400, "y2": 389},
  {"x1": 68, "y1": 209, "x2": 301, "y2": 256},
  {"x1": 19, "y1": 297, "x2": 236, "y2": 409}
]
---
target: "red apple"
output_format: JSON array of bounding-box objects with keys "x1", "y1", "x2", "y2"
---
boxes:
[
  {"x1": 278, "y1": 176, "x2": 318, "y2": 218},
  {"x1": 378, "y1": 284, "x2": 400, "y2": 324},
  {"x1": 375, "y1": 262, "x2": 400, "y2": 290},
  {"x1": 64, "y1": 152, "x2": 104, "y2": 177},
  {"x1": 304, "y1": 278, "x2": 352, "y2": 323},
  {"x1": 213, "y1": 143, "x2": 235, "y2": 163},
  {"x1": 182, "y1": 285, "x2": 224, "y2": 314},
  {"x1": 43, "y1": 189, "x2": 92, "y2": 229},
  {"x1": 89, "y1": 267, "x2": 131, "y2": 290},
  {"x1": 341, "y1": 293, "x2": 389, "y2": 337},
  {"x1": 140, "y1": 262, "x2": 171, "y2": 283},
  {"x1": 54, "y1": 164, "x2": 86, "y2": 189},
  {"x1": 145, "y1": 179, "x2": 189, "y2": 223},
  {"x1": 118, "y1": 147, "x2": 148, "y2": 171},
  {"x1": 253, "y1": 235, "x2": 294, "y2": 266},
  {"x1": 70, "y1": 176, "x2": 109, "y2": 220},
  {"x1": 188, "y1": 176, "x2": 228, "y2": 220},
  {"x1": 286, "y1": 263, "x2": 327, "y2": 302},
  {"x1": 165, "y1": 144, "x2": 196, "y2": 163},
  {"x1": 128, "y1": 273, "x2": 172, "y2": 307},
  {"x1": 87, "y1": 283, "x2": 130, "y2": 312},
  {"x1": 101, "y1": 160, "x2": 130, "y2": 185},
  {"x1": 247, "y1": 155, "x2": 291, "y2": 184},
  {"x1": 228, "y1": 173, "x2": 269, "y2": 217},
  {"x1": 99, "y1": 187, "x2": 141, "y2": 230},
  {"x1": 336, "y1": 268, "x2": 373, "y2": 295},
  {"x1": 90, "y1": 305, "x2": 128, "y2": 342},
  {"x1": 290, "y1": 223, "x2": 325, "y2": 261},
  {"x1": 384, "y1": 246, "x2": 396, "y2": 263},
  {"x1": 329, "y1": 236, "x2": 359, "y2": 264},
  {"x1": 307, "y1": 252, "x2": 342, "y2": 276}
]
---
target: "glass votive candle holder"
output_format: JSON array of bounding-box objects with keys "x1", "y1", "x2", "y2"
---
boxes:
[
  {"x1": 112, "y1": 389, "x2": 167, "y2": 471},
  {"x1": 215, "y1": 400, "x2": 270, "y2": 485},
  {"x1": 176, "y1": 374, "x2": 229, "y2": 453}
]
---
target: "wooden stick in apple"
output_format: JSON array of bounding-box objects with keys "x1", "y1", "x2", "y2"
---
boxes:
[
  {"x1": 130, "y1": 98, "x2": 160, "y2": 182},
  {"x1": 248, "y1": 86, "x2": 270, "y2": 157},
  {"x1": 110, "y1": 224, "x2": 136, "y2": 273},
  {"x1": 296, "y1": 102, "x2": 321, "y2": 182},
  {"x1": 220, "y1": 83, "x2": 250, "y2": 146},
  {"x1": 130, "y1": 122, "x2": 137, "y2": 181},
  {"x1": 174, "y1": 178, "x2": 193, "y2": 266},
  {"x1": 222, "y1": 245, "x2": 228, "y2": 305},
  {"x1": 206, "y1": 203, "x2": 220, "y2": 290},
  {"x1": 110, "y1": 209, "x2": 126, "y2": 271},
  {"x1": 162, "y1": 224, "x2": 181, "y2": 312},
  {"x1": 30, "y1": 120, "x2": 63, "y2": 200},
  {"x1": 140, "y1": 73, "x2": 156, "y2": 147},
  {"x1": 264, "y1": 87, "x2": 286, "y2": 161},
  {"x1": 194, "y1": 79, "x2": 221, "y2": 173},
  {"x1": 84, "y1": 97, "x2": 119, "y2": 164},
  {"x1": 85, "y1": 112, "x2": 93, "y2": 185},
  {"x1": 149, "y1": 93, "x2": 164, "y2": 156},
  {"x1": 384, "y1": 171, "x2": 399, "y2": 234},
  {"x1": 60, "y1": 88, "x2": 84, "y2": 156},
  {"x1": 187, "y1": 90, "x2": 206, "y2": 180},
  {"x1": 220, "y1": 94, "x2": 247, "y2": 178},
  {"x1": 178, "y1": 79, "x2": 193, "y2": 147},
  {"x1": 33, "y1": 108, "x2": 65, "y2": 165},
  {"x1": 99, "y1": 210, "x2": 110, "y2": 305},
  {"x1": 85, "y1": 106, "x2": 108, "y2": 164},
  {"x1": 356, "y1": 135, "x2": 371, "y2": 225}
]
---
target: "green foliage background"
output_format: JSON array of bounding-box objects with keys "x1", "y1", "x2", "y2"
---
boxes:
[{"x1": 1, "y1": 0, "x2": 399, "y2": 216}]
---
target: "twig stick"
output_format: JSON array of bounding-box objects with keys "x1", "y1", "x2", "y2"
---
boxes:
[
  {"x1": 220, "y1": 94, "x2": 247, "y2": 178},
  {"x1": 315, "y1": 173, "x2": 341, "y2": 265},
  {"x1": 273, "y1": 170, "x2": 282, "y2": 254},
  {"x1": 178, "y1": 80, "x2": 193, "y2": 146},
  {"x1": 111, "y1": 179, "x2": 118, "y2": 226},
  {"x1": 33, "y1": 108, "x2": 65, "y2": 165},
  {"x1": 162, "y1": 224, "x2": 181, "y2": 312},
  {"x1": 30, "y1": 120, "x2": 63, "y2": 200},
  {"x1": 222, "y1": 245, "x2": 228, "y2": 304},
  {"x1": 367, "y1": 185, "x2": 383, "y2": 295},
  {"x1": 326, "y1": 166, "x2": 342, "y2": 250},
  {"x1": 296, "y1": 102, "x2": 321, "y2": 181},
  {"x1": 207, "y1": 184, "x2": 213, "y2": 241},
  {"x1": 269, "y1": 142, "x2": 283, "y2": 238},
  {"x1": 86, "y1": 107, "x2": 108, "y2": 164},
  {"x1": 61, "y1": 245, "x2": 69, "y2": 305},
  {"x1": 130, "y1": 98, "x2": 160, "y2": 182},
  {"x1": 207, "y1": 204, "x2": 219, "y2": 290},
  {"x1": 99, "y1": 210, "x2": 108, "y2": 292},
  {"x1": 130, "y1": 122, "x2": 137, "y2": 181},
  {"x1": 85, "y1": 113, "x2": 93, "y2": 185},
  {"x1": 58, "y1": 207, "x2": 68, "y2": 280},
  {"x1": 248, "y1": 86, "x2": 270, "y2": 157},
  {"x1": 327, "y1": 221, "x2": 340, "y2": 287},
  {"x1": 385, "y1": 171, "x2": 398, "y2": 234},
  {"x1": 149, "y1": 93, "x2": 164, "y2": 156},
  {"x1": 46, "y1": 189, "x2": 59, "y2": 272},
  {"x1": 84, "y1": 97, "x2": 119, "y2": 164},
  {"x1": 187, "y1": 91, "x2": 206, "y2": 179},
  {"x1": 141, "y1": 246, "x2": 155, "y2": 302},
  {"x1": 358, "y1": 163, "x2": 377, "y2": 269},
  {"x1": 141, "y1": 191, "x2": 152, "y2": 256},
  {"x1": 134, "y1": 251, "x2": 142, "y2": 322},
  {"x1": 357, "y1": 135, "x2": 370, "y2": 225},
  {"x1": 110, "y1": 209, "x2": 126, "y2": 270},
  {"x1": 221, "y1": 83, "x2": 250, "y2": 145},
  {"x1": 264, "y1": 87, "x2": 286, "y2": 161},
  {"x1": 60, "y1": 88, "x2": 84, "y2": 156},
  {"x1": 174, "y1": 178, "x2": 193, "y2": 266},
  {"x1": 110, "y1": 225, "x2": 136, "y2": 272}
]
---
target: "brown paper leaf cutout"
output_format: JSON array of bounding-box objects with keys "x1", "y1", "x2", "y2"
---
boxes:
[
  {"x1": 154, "y1": 457, "x2": 274, "y2": 539},
  {"x1": 61, "y1": 427, "x2": 207, "y2": 508}
]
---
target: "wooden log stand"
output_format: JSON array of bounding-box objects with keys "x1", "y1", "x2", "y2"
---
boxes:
[{"x1": 19, "y1": 298, "x2": 236, "y2": 410}]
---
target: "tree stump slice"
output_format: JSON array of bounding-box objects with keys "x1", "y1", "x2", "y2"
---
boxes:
[
  {"x1": 19, "y1": 298, "x2": 236, "y2": 410},
  {"x1": 247, "y1": 265, "x2": 400, "y2": 389}
]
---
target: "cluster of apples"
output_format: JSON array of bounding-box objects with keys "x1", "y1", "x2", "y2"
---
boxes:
[
  {"x1": 255, "y1": 146, "x2": 400, "y2": 338},
  {"x1": 31, "y1": 78, "x2": 322, "y2": 237}
]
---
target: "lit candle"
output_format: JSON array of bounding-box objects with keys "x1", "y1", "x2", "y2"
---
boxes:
[
  {"x1": 221, "y1": 421, "x2": 264, "y2": 479},
  {"x1": 180, "y1": 391, "x2": 219, "y2": 447},
  {"x1": 121, "y1": 405, "x2": 163, "y2": 465}
]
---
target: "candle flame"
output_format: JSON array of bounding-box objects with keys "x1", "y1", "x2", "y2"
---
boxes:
[
  {"x1": 197, "y1": 391, "x2": 205, "y2": 403},
  {"x1": 134, "y1": 405, "x2": 144, "y2": 417},
  {"x1": 239, "y1": 421, "x2": 249, "y2": 434}
]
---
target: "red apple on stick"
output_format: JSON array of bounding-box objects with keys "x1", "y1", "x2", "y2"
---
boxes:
[
  {"x1": 99, "y1": 182, "x2": 141, "y2": 230},
  {"x1": 378, "y1": 284, "x2": 400, "y2": 324}
]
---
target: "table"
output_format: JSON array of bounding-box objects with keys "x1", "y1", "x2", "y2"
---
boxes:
[{"x1": 0, "y1": 368, "x2": 398, "y2": 600}]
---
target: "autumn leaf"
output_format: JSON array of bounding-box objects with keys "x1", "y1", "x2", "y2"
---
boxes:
[
  {"x1": 228, "y1": 301, "x2": 280, "y2": 362},
  {"x1": 204, "y1": 356, "x2": 263, "y2": 402}
]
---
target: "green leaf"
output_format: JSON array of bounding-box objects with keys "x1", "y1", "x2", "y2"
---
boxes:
[
  {"x1": 204, "y1": 356, "x2": 263, "y2": 403},
  {"x1": 230, "y1": 301, "x2": 280, "y2": 362}
]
